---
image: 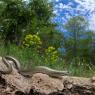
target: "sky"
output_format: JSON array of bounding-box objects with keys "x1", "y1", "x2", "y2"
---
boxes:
[
  {"x1": 52, "y1": 0, "x2": 95, "y2": 32},
  {"x1": 24, "y1": 0, "x2": 95, "y2": 32}
]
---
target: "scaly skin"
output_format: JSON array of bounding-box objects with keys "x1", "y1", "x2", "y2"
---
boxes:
[
  {"x1": 1, "y1": 57, "x2": 12, "y2": 74},
  {"x1": 22, "y1": 66, "x2": 69, "y2": 78},
  {"x1": 34, "y1": 66, "x2": 69, "y2": 76},
  {"x1": 3, "y1": 56, "x2": 69, "y2": 77},
  {"x1": 4, "y1": 56, "x2": 21, "y2": 71}
]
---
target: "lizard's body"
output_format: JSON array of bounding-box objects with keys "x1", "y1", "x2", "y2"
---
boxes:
[
  {"x1": 4, "y1": 56, "x2": 20, "y2": 71},
  {"x1": 0, "y1": 57, "x2": 12, "y2": 74},
  {"x1": 2, "y1": 56, "x2": 69, "y2": 77},
  {"x1": 20, "y1": 66, "x2": 69, "y2": 78}
]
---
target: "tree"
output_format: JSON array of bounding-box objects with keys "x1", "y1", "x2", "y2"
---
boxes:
[
  {"x1": 0, "y1": 0, "x2": 62, "y2": 51},
  {"x1": 0, "y1": 0, "x2": 30, "y2": 45},
  {"x1": 26, "y1": 0, "x2": 54, "y2": 34},
  {"x1": 63, "y1": 16, "x2": 93, "y2": 63},
  {"x1": 78, "y1": 31, "x2": 93, "y2": 63},
  {"x1": 27, "y1": 0, "x2": 62, "y2": 49}
]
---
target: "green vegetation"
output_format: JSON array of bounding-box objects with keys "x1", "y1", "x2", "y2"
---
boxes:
[
  {"x1": 0, "y1": 0, "x2": 95, "y2": 77},
  {"x1": 23, "y1": 34, "x2": 42, "y2": 49},
  {"x1": 45, "y1": 46, "x2": 59, "y2": 64}
]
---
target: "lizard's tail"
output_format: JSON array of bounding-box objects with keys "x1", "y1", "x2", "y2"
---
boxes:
[{"x1": 33, "y1": 66, "x2": 69, "y2": 76}]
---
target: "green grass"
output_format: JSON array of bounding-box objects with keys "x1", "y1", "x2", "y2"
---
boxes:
[{"x1": 0, "y1": 44, "x2": 95, "y2": 77}]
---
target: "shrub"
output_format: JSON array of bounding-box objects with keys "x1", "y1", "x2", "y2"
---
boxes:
[
  {"x1": 45, "y1": 46, "x2": 59, "y2": 64},
  {"x1": 23, "y1": 34, "x2": 42, "y2": 50}
]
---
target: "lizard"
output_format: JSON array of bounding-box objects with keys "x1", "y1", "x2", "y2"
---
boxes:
[
  {"x1": 3, "y1": 56, "x2": 21, "y2": 71},
  {"x1": 3, "y1": 56, "x2": 69, "y2": 78},
  {"x1": 0, "y1": 57, "x2": 12, "y2": 74}
]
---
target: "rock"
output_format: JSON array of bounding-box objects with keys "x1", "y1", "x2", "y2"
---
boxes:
[
  {"x1": 91, "y1": 76, "x2": 95, "y2": 82},
  {"x1": 0, "y1": 64, "x2": 95, "y2": 95},
  {"x1": 30, "y1": 73, "x2": 64, "y2": 95}
]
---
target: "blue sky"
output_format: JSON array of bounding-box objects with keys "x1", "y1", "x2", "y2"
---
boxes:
[
  {"x1": 51, "y1": 0, "x2": 95, "y2": 32},
  {"x1": 24, "y1": 0, "x2": 95, "y2": 31}
]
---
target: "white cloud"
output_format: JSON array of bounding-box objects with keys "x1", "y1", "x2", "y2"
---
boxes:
[
  {"x1": 62, "y1": 17, "x2": 67, "y2": 23},
  {"x1": 64, "y1": 13, "x2": 71, "y2": 19},
  {"x1": 62, "y1": 4, "x2": 72, "y2": 9},
  {"x1": 53, "y1": 9, "x2": 60, "y2": 16},
  {"x1": 88, "y1": 13, "x2": 95, "y2": 30},
  {"x1": 75, "y1": 0, "x2": 95, "y2": 30},
  {"x1": 75, "y1": 0, "x2": 95, "y2": 13},
  {"x1": 59, "y1": 3, "x2": 64, "y2": 9},
  {"x1": 54, "y1": 0, "x2": 95, "y2": 31},
  {"x1": 55, "y1": 4, "x2": 59, "y2": 9},
  {"x1": 53, "y1": 10, "x2": 58, "y2": 14},
  {"x1": 56, "y1": 0, "x2": 59, "y2": 2}
]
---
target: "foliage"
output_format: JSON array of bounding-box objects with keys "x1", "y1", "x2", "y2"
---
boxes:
[
  {"x1": 23, "y1": 34, "x2": 42, "y2": 50},
  {"x1": 0, "y1": 44, "x2": 94, "y2": 77},
  {"x1": 29, "y1": 0, "x2": 54, "y2": 22},
  {"x1": 26, "y1": 0, "x2": 54, "y2": 34},
  {"x1": 0, "y1": 0, "x2": 58, "y2": 47},
  {"x1": 0, "y1": 0, "x2": 63, "y2": 50},
  {"x1": 67, "y1": 57, "x2": 95, "y2": 77},
  {"x1": 64, "y1": 16, "x2": 88, "y2": 58},
  {"x1": 0, "y1": 0, "x2": 95, "y2": 77},
  {"x1": 45, "y1": 46, "x2": 59, "y2": 64},
  {"x1": 63, "y1": 16, "x2": 95, "y2": 64},
  {"x1": 0, "y1": 0, "x2": 30, "y2": 45}
]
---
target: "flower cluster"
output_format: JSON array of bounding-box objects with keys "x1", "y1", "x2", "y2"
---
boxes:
[
  {"x1": 23, "y1": 34, "x2": 42, "y2": 49},
  {"x1": 45, "y1": 46, "x2": 59, "y2": 63}
]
